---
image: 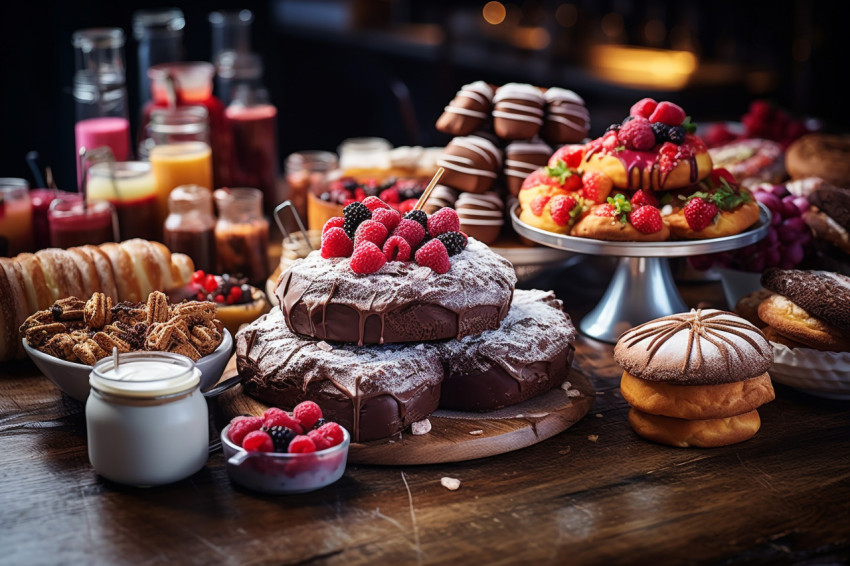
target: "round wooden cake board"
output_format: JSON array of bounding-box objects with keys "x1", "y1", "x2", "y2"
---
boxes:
[{"x1": 215, "y1": 355, "x2": 596, "y2": 465}]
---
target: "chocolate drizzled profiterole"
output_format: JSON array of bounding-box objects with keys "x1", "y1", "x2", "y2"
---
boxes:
[
  {"x1": 492, "y1": 83, "x2": 545, "y2": 140},
  {"x1": 540, "y1": 88, "x2": 590, "y2": 145},
  {"x1": 436, "y1": 134, "x2": 503, "y2": 194},
  {"x1": 435, "y1": 81, "x2": 495, "y2": 136},
  {"x1": 504, "y1": 139, "x2": 553, "y2": 196},
  {"x1": 614, "y1": 309, "x2": 772, "y2": 385}
]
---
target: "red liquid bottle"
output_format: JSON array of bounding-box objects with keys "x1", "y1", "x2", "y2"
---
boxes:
[{"x1": 225, "y1": 88, "x2": 278, "y2": 213}]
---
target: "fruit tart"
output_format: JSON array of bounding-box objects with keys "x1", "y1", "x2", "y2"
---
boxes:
[{"x1": 190, "y1": 271, "x2": 270, "y2": 336}]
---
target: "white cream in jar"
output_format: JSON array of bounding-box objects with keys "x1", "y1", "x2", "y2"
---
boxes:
[{"x1": 86, "y1": 352, "x2": 209, "y2": 487}]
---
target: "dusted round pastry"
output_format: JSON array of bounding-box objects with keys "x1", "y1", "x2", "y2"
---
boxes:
[
  {"x1": 627, "y1": 408, "x2": 762, "y2": 449},
  {"x1": 456, "y1": 192, "x2": 504, "y2": 244},
  {"x1": 435, "y1": 81, "x2": 495, "y2": 136},
  {"x1": 540, "y1": 88, "x2": 590, "y2": 145},
  {"x1": 437, "y1": 289, "x2": 577, "y2": 411},
  {"x1": 504, "y1": 139, "x2": 553, "y2": 196},
  {"x1": 492, "y1": 83, "x2": 545, "y2": 140},
  {"x1": 761, "y1": 268, "x2": 850, "y2": 332},
  {"x1": 277, "y1": 238, "x2": 516, "y2": 345},
  {"x1": 614, "y1": 309, "x2": 772, "y2": 385},
  {"x1": 235, "y1": 309, "x2": 444, "y2": 442},
  {"x1": 785, "y1": 133, "x2": 850, "y2": 187},
  {"x1": 436, "y1": 134, "x2": 502, "y2": 194}
]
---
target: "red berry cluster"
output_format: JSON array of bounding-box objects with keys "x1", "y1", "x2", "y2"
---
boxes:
[
  {"x1": 190, "y1": 270, "x2": 251, "y2": 305},
  {"x1": 320, "y1": 196, "x2": 467, "y2": 275},
  {"x1": 702, "y1": 100, "x2": 810, "y2": 150},
  {"x1": 595, "y1": 98, "x2": 693, "y2": 154},
  {"x1": 228, "y1": 401, "x2": 346, "y2": 454},
  {"x1": 319, "y1": 176, "x2": 427, "y2": 213}
]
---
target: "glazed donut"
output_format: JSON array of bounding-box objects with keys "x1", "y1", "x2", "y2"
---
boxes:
[
  {"x1": 786, "y1": 133, "x2": 850, "y2": 186},
  {"x1": 627, "y1": 408, "x2": 762, "y2": 448},
  {"x1": 571, "y1": 203, "x2": 669, "y2": 241}
]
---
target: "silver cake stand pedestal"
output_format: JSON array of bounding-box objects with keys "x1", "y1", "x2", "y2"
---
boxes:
[{"x1": 510, "y1": 203, "x2": 771, "y2": 343}]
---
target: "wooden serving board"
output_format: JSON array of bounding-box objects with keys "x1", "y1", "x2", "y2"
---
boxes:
[{"x1": 215, "y1": 355, "x2": 596, "y2": 465}]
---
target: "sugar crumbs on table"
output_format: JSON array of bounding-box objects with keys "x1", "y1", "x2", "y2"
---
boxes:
[
  {"x1": 469, "y1": 430, "x2": 484, "y2": 436},
  {"x1": 559, "y1": 447, "x2": 571, "y2": 455},
  {"x1": 317, "y1": 341, "x2": 333, "y2": 351},
  {"x1": 441, "y1": 477, "x2": 461, "y2": 491},
  {"x1": 587, "y1": 435, "x2": 599, "y2": 443},
  {"x1": 595, "y1": 413, "x2": 604, "y2": 418},
  {"x1": 411, "y1": 419, "x2": 431, "y2": 435}
]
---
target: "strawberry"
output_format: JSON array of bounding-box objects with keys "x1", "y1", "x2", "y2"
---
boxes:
[
  {"x1": 548, "y1": 195, "x2": 580, "y2": 227},
  {"x1": 657, "y1": 142, "x2": 681, "y2": 174},
  {"x1": 361, "y1": 196, "x2": 390, "y2": 211},
  {"x1": 594, "y1": 203, "x2": 616, "y2": 217},
  {"x1": 320, "y1": 227, "x2": 354, "y2": 258},
  {"x1": 353, "y1": 220, "x2": 389, "y2": 249},
  {"x1": 630, "y1": 98, "x2": 658, "y2": 118},
  {"x1": 548, "y1": 144, "x2": 585, "y2": 168},
  {"x1": 630, "y1": 190, "x2": 659, "y2": 209},
  {"x1": 683, "y1": 197, "x2": 719, "y2": 231},
  {"x1": 580, "y1": 171, "x2": 613, "y2": 203},
  {"x1": 649, "y1": 101, "x2": 686, "y2": 126},
  {"x1": 617, "y1": 116, "x2": 656, "y2": 151},
  {"x1": 391, "y1": 218, "x2": 426, "y2": 248},
  {"x1": 382, "y1": 235, "x2": 412, "y2": 262},
  {"x1": 427, "y1": 208, "x2": 461, "y2": 236},
  {"x1": 530, "y1": 194, "x2": 551, "y2": 216},
  {"x1": 414, "y1": 239, "x2": 451, "y2": 274},
  {"x1": 601, "y1": 130, "x2": 620, "y2": 150},
  {"x1": 521, "y1": 168, "x2": 550, "y2": 191},
  {"x1": 349, "y1": 241, "x2": 387, "y2": 274},
  {"x1": 709, "y1": 168, "x2": 738, "y2": 187},
  {"x1": 628, "y1": 205, "x2": 664, "y2": 234}
]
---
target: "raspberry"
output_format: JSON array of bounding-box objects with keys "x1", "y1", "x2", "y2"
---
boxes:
[
  {"x1": 427, "y1": 208, "x2": 460, "y2": 236},
  {"x1": 228, "y1": 286, "x2": 243, "y2": 302},
  {"x1": 630, "y1": 190, "x2": 659, "y2": 209},
  {"x1": 372, "y1": 207, "x2": 401, "y2": 233},
  {"x1": 228, "y1": 416, "x2": 264, "y2": 445},
  {"x1": 548, "y1": 144, "x2": 585, "y2": 168},
  {"x1": 435, "y1": 232, "x2": 467, "y2": 256},
  {"x1": 215, "y1": 294, "x2": 225, "y2": 303},
  {"x1": 530, "y1": 194, "x2": 551, "y2": 216},
  {"x1": 264, "y1": 425, "x2": 297, "y2": 452},
  {"x1": 617, "y1": 116, "x2": 655, "y2": 151},
  {"x1": 601, "y1": 130, "x2": 620, "y2": 150},
  {"x1": 683, "y1": 197, "x2": 719, "y2": 231},
  {"x1": 658, "y1": 142, "x2": 680, "y2": 173},
  {"x1": 398, "y1": 198, "x2": 418, "y2": 213},
  {"x1": 349, "y1": 241, "x2": 387, "y2": 274},
  {"x1": 263, "y1": 407, "x2": 304, "y2": 434},
  {"x1": 316, "y1": 422, "x2": 345, "y2": 447},
  {"x1": 320, "y1": 227, "x2": 353, "y2": 259},
  {"x1": 414, "y1": 239, "x2": 451, "y2": 274},
  {"x1": 307, "y1": 429, "x2": 331, "y2": 451},
  {"x1": 293, "y1": 401, "x2": 323, "y2": 429},
  {"x1": 403, "y1": 209, "x2": 429, "y2": 232},
  {"x1": 288, "y1": 435, "x2": 317, "y2": 454},
  {"x1": 354, "y1": 220, "x2": 389, "y2": 249},
  {"x1": 321, "y1": 216, "x2": 345, "y2": 236},
  {"x1": 391, "y1": 218, "x2": 426, "y2": 248},
  {"x1": 379, "y1": 186, "x2": 400, "y2": 204},
  {"x1": 580, "y1": 171, "x2": 613, "y2": 203},
  {"x1": 383, "y1": 235, "x2": 412, "y2": 262},
  {"x1": 342, "y1": 201, "x2": 372, "y2": 237},
  {"x1": 649, "y1": 101, "x2": 686, "y2": 126},
  {"x1": 630, "y1": 97, "x2": 658, "y2": 118},
  {"x1": 203, "y1": 274, "x2": 218, "y2": 292},
  {"x1": 628, "y1": 205, "x2": 664, "y2": 234},
  {"x1": 242, "y1": 430, "x2": 274, "y2": 452},
  {"x1": 362, "y1": 196, "x2": 390, "y2": 211},
  {"x1": 549, "y1": 194, "x2": 579, "y2": 227}
]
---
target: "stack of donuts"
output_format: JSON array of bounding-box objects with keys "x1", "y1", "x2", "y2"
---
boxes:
[{"x1": 434, "y1": 81, "x2": 591, "y2": 244}]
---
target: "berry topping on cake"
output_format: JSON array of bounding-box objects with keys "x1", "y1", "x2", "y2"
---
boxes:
[
  {"x1": 403, "y1": 209, "x2": 429, "y2": 232},
  {"x1": 628, "y1": 205, "x2": 664, "y2": 234},
  {"x1": 242, "y1": 430, "x2": 274, "y2": 452},
  {"x1": 549, "y1": 194, "x2": 582, "y2": 227},
  {"x1": 415, "y1": 239, "x2": 452, "y2": 274},
  {"x1": 604, "y1": 193, "x2": 632, "y2": 224},
  {"x1": 190, "y1": 271, "x2": 254, "y2": 305},
  {"x1": 342, "y1": 201, "x2": 372, "y2": 237},
  {"x1": 372, "y1": 207, "x2": 401, "y2": 233},
  {"x1": 322, "y1": 217, "x2": 345, "y2": 235},
  {"x1": 649, "y1": 101, "x2": 686, "y2": 126},
  {"x1": 392, "y1": 218, "x2": 426, "y2": 248},
  {"x1": 630, "y1": 190, "x2": 660, "y2": 209},
  {"x1": 349, "y1": 241, "x2": 387, "y2": 274},
  {"x1": 435, "y1": 231, "x2": 468, "y2": 256},
  {"x1": 630, "y1": 97, "x2": 658, "y2": 118},
  {"x1": 321, "y1": 227, "x2": 354, "y2": 259},
  {"x1": 548, "y1": 144, "x2": 585, "y2": 168},
  {"x1": 683, "y1": 197, "x2": 719, "y2": 231},
  {"x1": 427, "y1": 207, "x2": 461, "y2": 236},
  {"x1": 617, "y1": 116, "x2": 655, "y2": 151},
  {"x1": 361, "y1": 196, "x2": 391, "y2": 211},
  {"x1": 383, "y1": 235, "x2": 412, "y2": 261},
  {"x1": 353, "y1": 220, "x2": 389, "y2": 249},
  {"x1": 580, "y1": 171, "x2": 614, "y2": 203},
  {"x1": 544, "y1": 160, "x2": 582, "y2": 191},
  {"x1": 530, "y1": 194, "x2": 551, "y2": 216},
  {"x1": 293, "y1": 401, "x2": 323, "y2": 429}
]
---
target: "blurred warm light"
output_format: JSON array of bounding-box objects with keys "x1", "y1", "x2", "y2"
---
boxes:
[
  {"x1": 556, "y1": 3, "x2": 578, "y2": 28},
  {"x1": 589, "y1": 45, "x2": 697, "y2": 89},
  {"x1": 601, "y1": 12, "x2": 624, "y2": 39},
  {"x1": 643, "y1": 19, "x2": 666, "y2": 45},
  {"x1": 483, "y1": 1, "x2": 507, "y2": 25},
  {"x1": 512, "y1": 26, "x2": 550, "y2": 50}
]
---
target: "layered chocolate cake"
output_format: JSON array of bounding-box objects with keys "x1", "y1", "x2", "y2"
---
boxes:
[
  {"x1": 277, "y1": 238, "x2": 516, "y2": 345},
  {"x1": 437, "y1": 289, "x2": 577, "y2": 411}
]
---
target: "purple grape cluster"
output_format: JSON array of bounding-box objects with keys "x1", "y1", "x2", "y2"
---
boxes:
[{"x1": 688, "y1": 184, "x2": 811, "y2": 273}]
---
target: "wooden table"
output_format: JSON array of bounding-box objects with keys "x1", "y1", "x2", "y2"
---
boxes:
[{"x1": 2, "y1": 262, "x2": 849, "y2": 565}]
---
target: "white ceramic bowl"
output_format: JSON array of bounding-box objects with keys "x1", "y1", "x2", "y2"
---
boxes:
[
  {"x1": 770, "y1": 342, "x2": 850, "y2": 399},
  {"x1": 22, "y1": 329, "x2": 233, "y2": 403},
  {"x1": 221, "y1": 423, "x2": 350, "y2": 494}
]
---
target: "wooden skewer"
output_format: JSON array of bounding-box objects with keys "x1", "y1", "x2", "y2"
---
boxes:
[{"x1": 413, "y1": 167, "x2": 445, "y2": 211}]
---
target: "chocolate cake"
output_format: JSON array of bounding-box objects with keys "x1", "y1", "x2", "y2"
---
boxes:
[
  {"x1": 276, "y1": 238, "x2": 516, "y2": 345},
  {"x1": 437, "y1": 289, "x2": 577, "y2": 411},
  {"x1": 236, "y1": 309, "x2": 444, "y2": 442}
]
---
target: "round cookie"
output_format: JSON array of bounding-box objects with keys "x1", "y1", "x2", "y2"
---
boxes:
[
  {"x1": 436, "y1": 134, "x2": 502, "y2": 194},
  {"x1": 620, "y1": 371, "x2": 775, "y2": 421},
  {"x1": 236, "y1": 309, "x2": 444, "y2": 442},
  {"x1": 614, "y1": 309, "x2": 772, "y2": 385},
  {"x1": 627, "y1": 408, "x2": 761, "y2": 448},
  {"x1": 571, "y1": 203, "x2": 669, "y2": 241},
  {"x1": 761, "y1": 268, "x2": 850, "y2": 332},
  {"x1": 786, "y1": 133, "x2": 850, "y2": 187},
  {"x1": 437, "y1": 289, "x2": 577, "y2": 411},
  {"x1": 761, "y1": 325, "x2": 809, "y2": 349},
  {"x1": 540, "y1": 87, "x2": 590, "y2": 145},
  {"x1": 756, "y1": 294, "x2": 850, "y2": 351},
  {"x1": 492, "y1": 83, "x2": 545, "y2": 140},
  {"x1": 734, "y1": 288, "x2": 774, "y2": 328},
  {"x1": 436, "y1": 81, "x2": 494, "y2": 136},
  {"x1": 277, "y1": 238, "x2": 516, "y2": 345}
]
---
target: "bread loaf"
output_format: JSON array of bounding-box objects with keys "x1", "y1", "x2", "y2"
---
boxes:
[{"x1": 1, "y1": 240, "x2": 194, "y2": 361}]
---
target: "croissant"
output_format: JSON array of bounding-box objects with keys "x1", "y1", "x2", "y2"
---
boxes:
[{"x1": 0, "y1": 239, "x2": 194, "y2": 361}]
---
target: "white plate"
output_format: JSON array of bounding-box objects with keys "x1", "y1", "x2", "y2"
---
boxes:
[{"x1": 769, "y1": 342, "x2": 850, "y2": 399}]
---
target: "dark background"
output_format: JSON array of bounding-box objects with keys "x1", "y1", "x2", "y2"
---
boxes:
[{"x1": 1, "y1": 0, "x2": 847, "y2": 192}]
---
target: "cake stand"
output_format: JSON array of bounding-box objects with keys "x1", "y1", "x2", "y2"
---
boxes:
[{"x1": 510, "y1": 203, "x2": 771, "y2": 343}]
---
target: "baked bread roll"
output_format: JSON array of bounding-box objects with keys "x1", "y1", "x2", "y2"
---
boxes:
[
  {"x1": 785, "y1": 133, "x2": 850, "y2": 186},
  {"x1": 628, "y1": 408, "x2": 762, "y2": 448}
]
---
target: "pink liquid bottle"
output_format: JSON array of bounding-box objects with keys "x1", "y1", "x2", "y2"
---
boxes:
[{"x1": 72, "y1": 29, "x2": 132, "y2": 189}]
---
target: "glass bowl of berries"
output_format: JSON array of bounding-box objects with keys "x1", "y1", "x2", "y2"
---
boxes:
[
  {"x1": 221, "y1": 402, "x2": 350, "y2": 494},
  {"x1": 189, "y1": 271, "x2": 271, "y2": 336}
]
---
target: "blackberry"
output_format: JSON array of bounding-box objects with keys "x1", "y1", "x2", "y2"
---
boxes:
[
  {"x1": 343, "y1": 202, "x2": 372, "y2": 237},
  {"x1": 403, "y1": 210, "x2": 429, "y2": 232},
  {"x1": 667, "y1": 126, "x2": 686, "y2": 145},
  {"x1": 651, "y1": 122, "x2": 671, "y2": 144},
  {"x1": 312, "y1": 418, "x2": 327, "y2": 430},
  {"x1": 399, "y1": 187, "x2": 420, "y2": 201},
  {"x1": 264, "y1": 425, "x2": 296, "y2": 452},
  {"x1": 341, "y1": 179, "x2": 359, "y2": 192},
  {"x1": 605, "y1": 123, "x2": 620, "y2": 133},
  {"x1": 436, "y1": 231, "x2": 467, "y2": 256}
]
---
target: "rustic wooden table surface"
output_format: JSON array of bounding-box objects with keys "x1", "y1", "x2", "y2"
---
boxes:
[{"x1": 1, "y1": 258, "x2": 849, "y2": 565}]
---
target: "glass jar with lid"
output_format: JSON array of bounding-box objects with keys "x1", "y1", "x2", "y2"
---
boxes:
[
  {"x1": 164, "y1": 184, "x2": 216, "y2": 273},
  {"x1": 85, "y1": 352, "x2": 209, "y2": 487},
  {"x1": 214, "y1": 187, "x2": 269, "y2": 284}
]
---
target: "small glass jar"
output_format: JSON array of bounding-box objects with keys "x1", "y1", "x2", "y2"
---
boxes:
[
  {"x1": 337, "y1": 137, "x2": 391, "y2": 171},
  {"x1": 0, "y1": 178, "x2": 33, "y2": 256},
  {"x1": 47, "y1": 195, "x2": 116, "y2": 248},
  {"x1": 87, "y1": 161, "x2": 158, "y2": 241},
  {"x1": 163, "y1": 184, "x2": 216, "y2": 273},
  {"x1": 214, "y1": 187, "x2": 269, "y2": 283},
  {"x1": 86, "y1": 352, "x2": 208, "y2": 487},
  {"x1": 133, "y1": 8, "x2": 185, "y2": 108},
  {"x1": 285, "y1": 150, "x2": 338, "y2": 224}
]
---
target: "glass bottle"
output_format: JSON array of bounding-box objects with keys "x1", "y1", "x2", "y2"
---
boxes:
[
  {"x1": 285, "y1": 151, "x2": 338, "y2": 227},
  {"x1": 87, "y1": 161, "x2": 158, "y2": 241},
  {"x1": 132, "y1": 8, "x2": 185, "y2": 108},
  {"x1": 0, "y1": 178, "x2": 33, "y2": 256},
  {"x1": 47, "y1": 195, "x2": 116, "y2": 248},
  {"x1": 214, "y1": 187, "x2": 269, "y2": 283},
  {"x1": 163, "y1": 184, "x2": 216, "y2": 273},
  {"x1": 209, "y1": 10, "x2": 263, "y2": 105}
]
